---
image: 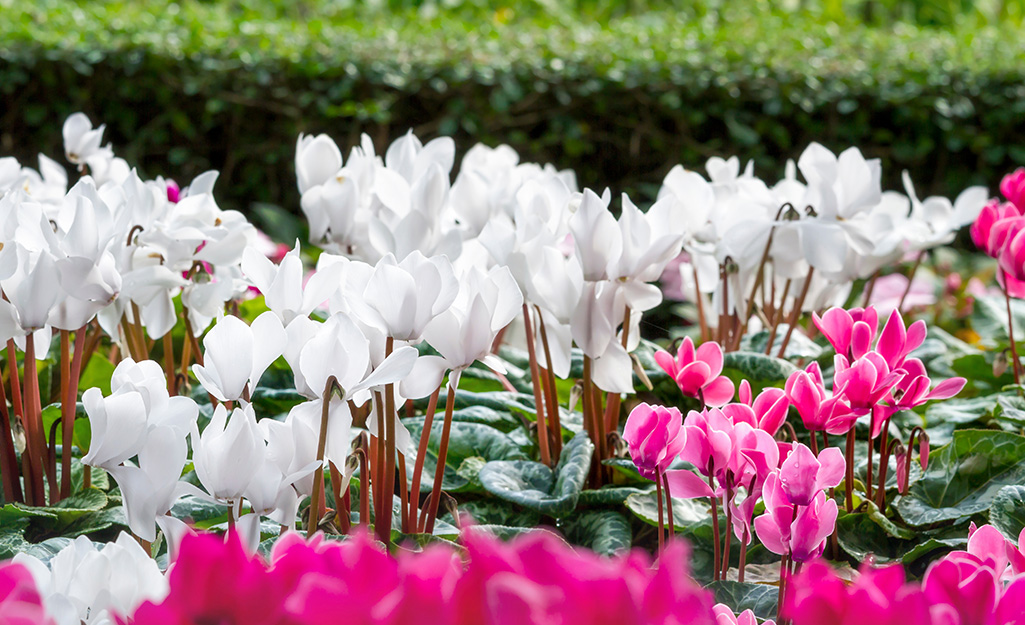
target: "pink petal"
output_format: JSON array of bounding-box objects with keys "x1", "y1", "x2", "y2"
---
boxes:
[
  {"x1": 676, "y1": 361, "x2": 712, "y2": 397},
  {"x1": 654, "y1": 350, "x2": 678, "y2": 379},
  {"x1": 696, "y1": 341, "x2": 725, "y2": 378},
  {"x1": 753, "y1": 512, "x2": 788, "y2": 557},
  {"x1": 739, "y1": 379, "x2": 752, "y2": 405},
  {"x1": 664, "y1": 469, "x2": 716, "y2": 499},
  {"x1": 815, "y1": 447, "x2": 846, "y2": 490},
  {"x1": 925, "y1": 377, "x2": 966, "y2": 401},
  {"x1": 877, "y1": 309, "x2": 907, "y2": 368},
  {"x1": 677, "y1": 336, "x2": 696, "y2": 366},
  {"x1": 851, "y1": 321, "x2": 873, "y2": 359},
  {"x1": 702, "y1": 376, "x2": 736, "y2": 407}
]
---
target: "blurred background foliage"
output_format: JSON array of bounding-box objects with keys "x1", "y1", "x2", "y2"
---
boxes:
[{"x1": 1, "y1": 0, "x2": 1024, "y2": 217}]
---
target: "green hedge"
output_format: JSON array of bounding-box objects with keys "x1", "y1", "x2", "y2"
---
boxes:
[{"x1": 2, "y1": 0, "x2": 1025, "y2": 219}]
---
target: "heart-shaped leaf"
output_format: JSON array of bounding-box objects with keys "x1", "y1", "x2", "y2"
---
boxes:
[{"x1": 562, "y1": 510, "x2": 632, "y2": 556}]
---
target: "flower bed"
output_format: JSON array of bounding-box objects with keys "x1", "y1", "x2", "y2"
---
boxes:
[{"x1": 0, "y1": 113, "x2": 1024, "y2": 623}]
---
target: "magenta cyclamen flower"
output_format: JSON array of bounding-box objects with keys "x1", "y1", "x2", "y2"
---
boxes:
[
  {"x1": 890, "y1": 357, "x2": 966, "y2": 412},
  {"x1": 832, "y1": 352, "x2": 905, "y2": 413},
  {"x1": 812, "y1": 306, "x2": 879, "y2": 359},
  {"x1": 777, "y1": 443, "x2": 844, "y2": 507},
  {"x1": 1002, "y1": 167, "x2": 1025, "y2": 211},
  {"x1": 623, "y1": 403, "x2": 686, "y2": 481},
  {"x1": 753, "y1": 472, "x2": 838, "y2": 562},
  {"x1": 725, "y1": 381, "x2": 789, "y2": 436},
  {"x1": 971, "y1": 199, "x2": 1022, "y2": 258},
  {"x1": 713, "y1": 604, "x2": 774, "y2": 625},
  {"x1": 785, "y1": 561, "x2": 931, "y2": 625},
  {"x1": 655, "y1": 337, "x2": 735, "y2": 406},
  {"x1": 784, "y1": 363, "x2": 858, "y2": 434},
  {"x1": 0, "y1": 562, "x2": 54, "y2": 625}
]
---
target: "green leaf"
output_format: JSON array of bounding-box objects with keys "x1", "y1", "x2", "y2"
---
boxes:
[
  {"x1": 896, "y1": 430, "x2": 1025, "y2": 526},
  {"x1": 406, "y1": 420, "x2": 530, "y2": 493},
  {"x1": 990, "y1": 484, "x2": 1025, "y2": 541},
  {"x1": 741, "y1": 329, "x2": 823, "y2": 359},
  {"x1": 170, "y1": 496, "x2": 226, "y2": 524},
  {"x1": 478, "y1": 431, "x2": 593, "y2": 518},
  {"x1": 562, "y1": 510, "x2": 632, "y2": 555},
  {"x1": 707, "y1": 581, "x2": 779, "y2": 622},
  {"x1": 624, "y1": 490, "x2": 711, "y2": 531},
  {"x1": 578, "y1": 485, "x2": 654, "y2": 506},
  {"x1": 722, "y1": 351, "x2": 797, "y2": 384},
  {"x1": 78, "y1": 357, "x2": 116, "y2": 395},
  {"x1": 602, "y1": 457, "x2": 651, "y2": 486},
  {"x1": 250, "y1": 387, "x2": 305, "y2": 416},
  {"x1": 63, "y1": 507, "x2": 127, "y2": 537},
  {"x1": 0, "y1": 528, "x2": 32, "y2": 560},
  {"x1": 70, "y1": 460, "x2": 109, "y2": 493},
  {"x1": 443, "y1": 499, "x2": 541, "y2": 528}
]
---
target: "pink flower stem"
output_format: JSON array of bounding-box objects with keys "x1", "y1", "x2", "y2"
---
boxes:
[
  {"x1": 409, "y1": 385, "x2": 441, "y2": 531},
  {"x1": 708, "y1": 460, "x2": 721, "y2": 582},
  {"x1": 1003, "y1": 277, "x2": 1023, "y2": 385},
  {"x1": 422, "y1": 385, "x2": 457, "y2": 534},
  {"x1": 662, "y1": 471, "x2": 675, "y2": 538},
  {"x1": 655, "y1": 470, "x2": 665, "y2": 554},
  {"x1": 522, "y1": 304, "x2": 552, "y2": 467}
]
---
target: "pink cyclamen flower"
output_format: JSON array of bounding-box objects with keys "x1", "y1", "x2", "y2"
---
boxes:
[
  {"x1": 812, "y1": 306, "x2": 879, "y2": 359},
  {"x1": 777, "y1": 443, "x2": 844, "y2": 507},
  {"x1": 727, "y1": 381, "x2": 789, "y2": 436},
  {"x1": 1002, "y1": 167, "x2": 1025, "y2": 211},
  {"x1": 623, "y1": 403, "x2": 686, "y2": 481},
  {"x1": 714, "y1": 604, "x2": 773, "y2": 625},
  {"x1": 753, "y1": 473, "x2": 838, "y2": 562},
  {"x1": 875, "y1": 309, "x2": 927, "y2": 370},
  {"x1": 0, "y1": 562, "x2": 54, "y2": 625},
  {"x1": 833, "y1": 352, "x2": 905, "y2": 413},
  {"x1": 784, "y1": 363, "x2": 858, "y2": 435},
  {"x1": 1000, "y1": 223, "x2": 1025, "y2": 283},
  {"x1": 890, "y1": 357, "x2": 965, "y2": 412},
  {"x1": 166, "y1": 180, "x2": 180, "y2": 204},
  {"x1": 785, "y1": 560, "x2": 931, "y2": 625},
  {"x1": 971, "y1": 199, "x2": 1023, "y2": 257},
  {"x1": 679, "y1": 407, "x2": 736, "y2": 478},
  {"x1": 655, "y1": 337, "x2": 735, "y2": 406}
]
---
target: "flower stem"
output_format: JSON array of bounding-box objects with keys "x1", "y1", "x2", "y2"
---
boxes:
[
  {"x1": 358, "y1": 448, "x2": 370, "y2": 529},
  {"x1": 738, "y1": 530, "x2": 749, "y2": 583},
  {"x1": 1004, "y1": 277, "x2": 1023, "y2": 385},
  {"x1": 163, "y1": 333, "x2": 176, "y2": 395},
  {"x1": 845, "y1": 428, "x2": 856, "y2": 512},
  {"x1": 7, "y1": 340, "x2": 38, "y2": 505},
  {"x1": 708, "y1": 463, "x2": 721, "y2": 582},
  {"x1": 522, "y1": 304, "x2": 552, "y2": 467},
  {"x1": 59, "y1": 327, "x2": 87, "y2": 500},
  {"x1": 422, "y1": 384, "x2": 457, "y2": 534},
  {"x1": 535, "y1": 308, "x2": 563, "y2": 459},
  {"x1": 373, "y1": 391, "x2": 387, "y2": 542},
  {"x1": 409, "y1": 385, "x2": 441, "y2": 532},
  {"x1": 662, "y1": 471, "x2": 675, "y2": 538},
  {"x1": 309, "y1": 376, "x2": 339, "y2": 532},
  {"x1": 764, "y1": 279, "x2": 791, "y2": 355},
  {"x1": 692, "y1": 263, "x2": 709, "y2": 342},
  {"x1": 24, "y1": 334, "x2": 54, "y2": 504},
  {"x1": 603, "y1": 304, "x2": 631, "y2": 442},
  {"x1": 0, "y1": 360, "x2": 21, "y2": 503},
  {"x1": 380, "y1": 338, "x2": 398, "y2": 543},
  {"x1": 398, "y1": 452, "x2": 409, "y2": 534},
  {"x1": 896, "y1": 252, "x2": 924, "y2": 314},
  {"x1": 721, "y1": 483, "x2": 733, "y2": 580},
  {"x1": 777, "y1": 267, "x2": 814, "y2": 359},
  {"x1": 655, "y1": 471, "x2": 665, "y2": 554}
]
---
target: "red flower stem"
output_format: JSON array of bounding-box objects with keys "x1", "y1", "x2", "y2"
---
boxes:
[
  {"x1": 8, "y1": 340, "x2": 37, "y2": 505},
  {"x1": 408, "y1": 385, "x2": 441, "y2": 532},
  {"x1": 866, "y1": 434, "x2": 874, "y2": 502},
  {"x1": 874, "y1": 424, "x2": 891, "y2": 508},
  {"x1": 0, "y1": 361, "x2": 21, "y2": 502},
  {"x1": 329, "y1": 460, "x2": 344, "y2": 532},
  {"x1": 522, "y1": 304, "x2": 552, "y2": 467},
  {"x1": 535, "y1": 308, "x2": 563, "y2": 459},
  {"x1": 777, "y1": 554, "x2": 789, "y2": 623},
  {"x1": 810, "y1": 428, "x2": 819, "y2": 455},
  {"x1": 59, "y1": 327, "x2": 87, "y2": 500},
  {"x1": 24, "y1": 334, "x2": 54, "y2": 503},
  {"x1": 163, "y1": 333, "x2": 176, "y2": 395},
  {"x1": 358, "y1": 448, "x2": 370, "y2": 529},
  {"x1": 422, "y1": 385, "x2": 457, "y2": 534},
  {"x1": 1005, "y1": 279, "x2": 1024, "y2": 384},
  {"x1": 777, "y1": 267, "x2": 815, "y2": 359},
  {"x1": 309, "y1": 376, "x2": 339, "y2": 532},
  {"x1": 379, "y1": 338, "x2": 398, "y2": 543},
  {"x1": 692, "y1": 264, "x2": 709, "y2": 343},
  {"x1": 603, "y1": 304, "x2": 631, "y2": 438},
  {"x1": 655, "y1": 471, "x2": 665, "y2": 554},
  {"x1": 57, "y1": 330, "x2": 70, "y2": 503},
  {"x1": 738, "y1": 530, "x2": 749, "y2": 583},
  {"x1": 721, "y1": 483, "x2": 734, "y2": 580},
  {"x1": 398, "y1": 452, "x2": 410, "y2": 534},
  {"x1": 845, "y1": 428, "x2": 856, "y2": 512},
  {"x1": 765, "y1": 279, "x2": 792, "y2": 355},
  {"x1": 582, "y1": 356, "x2": 602, "y2": 486},
  {"x1": 708, "y1": 462, "x2": 721, "y2": 582},
  {"x1": 896, "y1": 252, "x2": 924, "y2": 314},
  {"x1": 662, "y1": 471, "x2": 675, "y2": 538},
  {"x1": 373, "y1": 391, "x2": 387, "y2": 542}
]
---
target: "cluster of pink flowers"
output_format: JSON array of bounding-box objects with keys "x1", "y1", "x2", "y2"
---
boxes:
[
  {"x1": 972, "y1": 168, "x2": 1025, "y2": 295},
  {"x1": 788, "y1": 524, "x2": 1025, "y2": 625},
  {"x1": 100, "y1": 529, "x2": 716, "y2": 625}
]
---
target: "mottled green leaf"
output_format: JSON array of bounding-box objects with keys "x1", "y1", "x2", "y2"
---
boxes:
[
  {"x1": 896, "y1": 430, "x2": 1025, "y2": 526},
  {"x1": 563, "y1": 510, "x2": 632, "y2": 555},
  {"x1": 707, "y1": 581, "x2": 778, "y2": 622},
  {"x1": 722, "y1": 351, "x2": 796, "y2": 384},
  {"x1": 990, "y1": 484, "x2": 1025, "y2": 541},
  {"x1": 407, "y1": 420, "x2": 530, "y2": 493}
]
